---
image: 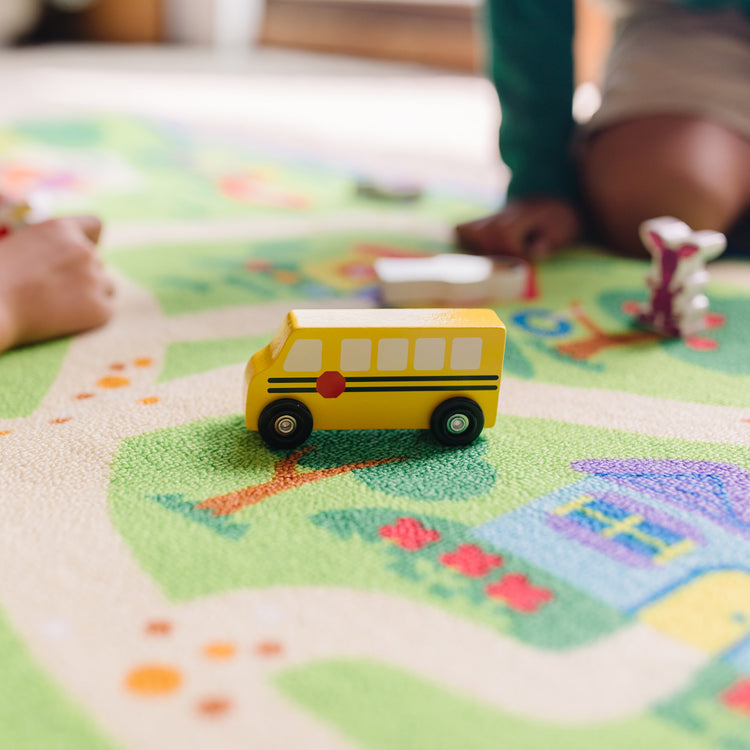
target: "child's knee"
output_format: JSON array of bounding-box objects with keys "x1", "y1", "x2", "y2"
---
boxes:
[{"x1": 580, "y1": 116, "x2": 750, "y2": 253}]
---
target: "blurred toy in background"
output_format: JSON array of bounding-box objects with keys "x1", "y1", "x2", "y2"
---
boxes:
[
  {"x1": 0, "y1": 194, "x2": 32, "y2": 237},
  {"x1": 637, "y1": 216, "x2": 726, "y2": 338},
  {"x1": 375, "y1": 253, "x2": 533, "y2": 307},
  {"x1": 355, "y1": 175, "x2": 423, "y2": 203}
]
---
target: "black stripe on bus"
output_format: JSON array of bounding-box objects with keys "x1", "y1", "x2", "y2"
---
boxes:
[
  {"x1": 348, "y1": 375, "x2": 498, "y2": 382},
  {"x1": 267, "y1": 388, "x2": 318, "y2": 393},
  {"x1": 346, "y1": 385, "x2": 498, "y2": 393},
  {"x1": 268, "y1": 377, "x2": 318, "y2": 383},
  {"x1": 268, "y1": 375, "x2": 499, "y2": 383},
  {"x1": 268, "y1": 385, "x2": 498, "y2": 394}
]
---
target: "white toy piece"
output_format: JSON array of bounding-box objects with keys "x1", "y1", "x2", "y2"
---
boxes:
[
  {"x1": 638, "y1": 216, "x2": 726, "y2": 338},
  {"x1": 374, "y1": 254, "x2": 531, "y2": 307}
]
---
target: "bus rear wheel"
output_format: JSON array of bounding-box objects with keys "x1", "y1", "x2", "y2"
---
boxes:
[
  {"x1": 430, "y1": 397, "x2": 484, "y2": 446},
  {"x1": 258, "y1": 399, "x2": 313, "y2": 450}
]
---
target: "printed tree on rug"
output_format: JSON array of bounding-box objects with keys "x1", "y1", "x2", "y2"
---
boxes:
[
  {"x1": 138, "y1": 419, "x2": 498, "y2": 538},
  {"x1": 196, "y1": 446, "x2": 405, "y2": 516}
]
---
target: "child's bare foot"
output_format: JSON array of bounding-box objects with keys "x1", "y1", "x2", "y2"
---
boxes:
[
  {"x1": 0, "y1": 216, "x2": 114, "y2": 353},
  {"x1": 455, "y1": 198, "x2": 581, "y2": 259}
]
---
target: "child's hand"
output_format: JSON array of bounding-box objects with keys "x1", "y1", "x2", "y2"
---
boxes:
[
  {"x1": 0, "y1": 216, "x2": 114, "y2": 352},
  {"x1": 455, "y1": 198, "x2": 581, "y2": 259}
]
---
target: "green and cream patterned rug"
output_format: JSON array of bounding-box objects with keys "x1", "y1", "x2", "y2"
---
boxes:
[{"x1": 1, "y1": 115, "x2": 749, "y2": 750}]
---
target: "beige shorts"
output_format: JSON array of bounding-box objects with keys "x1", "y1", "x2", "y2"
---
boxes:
[{"x1": 588, "y1": 1, "x2": 750, "y2": 141}]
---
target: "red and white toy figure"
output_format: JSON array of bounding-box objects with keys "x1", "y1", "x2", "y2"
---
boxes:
[
  {"x1": 637, "y1": 216, "x2": 726, "y2": 338},
  {"x1": 0, "y1": 194, "x2": 32, "y2": 238}
]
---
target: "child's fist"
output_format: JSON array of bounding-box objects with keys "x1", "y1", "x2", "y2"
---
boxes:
[{"x1": 0, "y1": 216, "x2": 114, "y2": 352}]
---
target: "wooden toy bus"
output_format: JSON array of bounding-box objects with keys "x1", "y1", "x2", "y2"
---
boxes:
[{"x1": 244, "y1": 308, "x2": 506, "y2": 449}]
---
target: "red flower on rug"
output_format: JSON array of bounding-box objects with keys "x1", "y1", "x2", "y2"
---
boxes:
[
  {"x1": 722, "y1": 679, "x2": 750, "y2": 715},
  {"x1": 439, "y1": 544, "x2": 503, "y2": 578},
  {"x1": 379, "y1": 517, "x2": 440, "y2": 551},
  {"x1": 486, "y1": 574, "x2": 554, "y2": 613}
]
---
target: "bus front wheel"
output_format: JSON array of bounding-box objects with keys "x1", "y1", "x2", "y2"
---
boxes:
[
  {"x1": 258, "y1": 399, "x2": 313, "y2": 450},
  {"x1": 430, "y1": 397, "x2": 484, "y2": 446}
]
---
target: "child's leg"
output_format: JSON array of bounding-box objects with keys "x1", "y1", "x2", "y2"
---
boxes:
[{"x1": 581, "y1": 114, "x2": 750, "y2": 256}]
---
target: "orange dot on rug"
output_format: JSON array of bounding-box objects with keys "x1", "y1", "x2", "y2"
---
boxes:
[
  {"x1": 203, "y1": 642, "x2": 237, "y2": 660},
  {"x1": 97, "y1": 376, "x2": 130, "y2": 389},
  {"x1": 198, "y1": 697, "x2": 232, "y2": 716},
  {"x1": 125, "y1": 665, "x2": 182, "y2": 695},
  {"x1": 137, "y1": 396, "x2": 160, "y2": 406},
  {"x1": 134, "y1": 357, "x2": 153, "y2": 368},
  {"x1": 145, "y1": 620, "x2": 173, "y2": 636},
  {"x1": 254, "y1": 640, "x2": 283, "y2": 657}
]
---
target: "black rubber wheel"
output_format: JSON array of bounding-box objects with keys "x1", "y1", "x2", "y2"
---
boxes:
[
  {"x1": 429, "y1": 397, "x2": 484, "y2": 446},
  {"x1": 258, "y1": 399, "x2": 313, "y2": 450}
]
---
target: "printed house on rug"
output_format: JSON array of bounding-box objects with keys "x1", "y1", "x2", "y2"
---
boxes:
[{"x1": 474, "y1": 459, "x2": 750, "y2": 669}]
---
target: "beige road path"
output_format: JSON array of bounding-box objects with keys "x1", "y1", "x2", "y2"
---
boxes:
[
  {"x1": 0, "y1": 254, "x2": 741, "y2": 749},
  {"x1": 103, "y1": 212, "x2": 452, "y2": 251}
]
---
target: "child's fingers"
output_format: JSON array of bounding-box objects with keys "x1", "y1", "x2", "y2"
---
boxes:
[
  {"x1": 456, "y1": 214, "x2": 527, "y2": 256},
  {"x1": 533, "y1": 208, "x2": 580, "y2": 253},
  {"x1": 455, "y1": 216, "x2": 494, "y2": 253},
  {"x1": 73, "y1": 215, "x2": 103, "y2": 245},
  {"x1": 457, "y1": 200, "x2": 580, "y2": 259}
]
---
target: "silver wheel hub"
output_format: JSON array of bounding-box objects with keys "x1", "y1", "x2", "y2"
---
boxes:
[
  {"x1": 447, "y1": 414, "x2": 469, "y2": 434},
  {"x1": 275, "y1": 415, "x2": 297, "y2": 435}
]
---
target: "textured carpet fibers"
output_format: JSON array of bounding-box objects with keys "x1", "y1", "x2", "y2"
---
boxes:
[{"x1": 0, "y1": 116, "x2": 749, "y2": 750}]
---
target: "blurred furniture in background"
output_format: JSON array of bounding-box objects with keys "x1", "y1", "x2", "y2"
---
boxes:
[
  {"x1": 2, "y1": 0, "x2": 612, "y2": 82},
  {"x1": 261, "y1": 0, "x2": 480, "y2": 71},
  {"x1": 81, "y1": 0, "x2": 265, "y2": 46},
  {"x1": 81, "y1": 0, "x2": 160, "y2": 42},
  {"x1": 161, "y1": 0, "x2": 265, "y2": 47},
  {"x1": 261, "y1": 0, "x2": 611, "y2": 76},
  {"x1": 0, "y1": 0, "x2": 42, "y2": 43}
]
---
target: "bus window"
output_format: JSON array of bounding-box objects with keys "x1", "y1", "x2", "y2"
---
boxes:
[
  {"x1": 450, "y1": 337, "x2": 482, "y2": 370},
  {"x1": 341, "y1": 338, "x2": 371, "y2": 371},
  {"x1": 377, "y1": 338, "x2": 409, "y2": 371},
  {"x1": 414, "y1": 338, "x2": 446, "y2": 371},
  {"x1": 284, "y1": 339, "x2": 322, "y2": 372}
]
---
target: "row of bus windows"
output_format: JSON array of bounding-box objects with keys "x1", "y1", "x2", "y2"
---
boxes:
[{"x1": 283, "y1": 337, "x2": 484, "y2": 373}]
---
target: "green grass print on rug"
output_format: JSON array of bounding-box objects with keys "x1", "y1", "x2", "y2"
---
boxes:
[
  {"x1": 107, "y1": 414, "x2": 630, "y2": 650},
  {"x1": 109, "y1": 238, "x2": 750, "y2": 406},
  {"x1": 0, "y1": 116, "x2": 488, "y2": 224},
  {"x1": 108, "y1": 412, "x2": 747, "y2": 650},
  {"x1": 0, "y1": 338, "x2": 70, "y2": 419},
  {"x1": 108, "y1": 233, "x2": 445, "y2": 315},
  {"x1": 496, "y1": 251, "x2": 750, "y2": 408},
  {"x1": 157, "y1": 333, "x2": 270, "y2": 384},
  {"x1": 655, "y1": 661, "x2": 750, "y2": 748},
  {"x1": 276, "y1": 659, "x2": 719, "y2": 750},
  {"x1": 0, "y1": 605, "x2": 121, "y2": 750}
]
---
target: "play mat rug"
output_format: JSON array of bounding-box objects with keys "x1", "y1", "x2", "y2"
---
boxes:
[{"x1": 0, "y1": 115, "x2": 750, "y2": 750}]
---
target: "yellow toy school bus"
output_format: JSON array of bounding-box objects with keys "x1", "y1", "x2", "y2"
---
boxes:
[{"x1": 244, "y1": 308, "x2": 506, "y2": 449}]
